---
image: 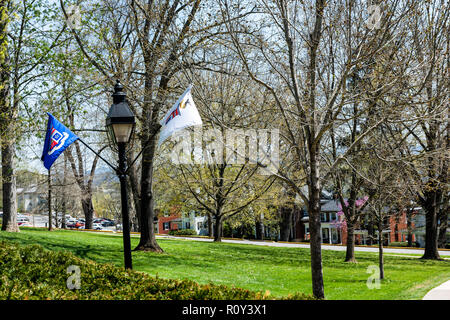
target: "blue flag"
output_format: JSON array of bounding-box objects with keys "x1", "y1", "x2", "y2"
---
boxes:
[{"x1": 41, "y1": 113, "x2": 79, "y2": 170}]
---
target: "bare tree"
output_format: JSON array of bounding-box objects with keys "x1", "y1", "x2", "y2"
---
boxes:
[
  {"x1": 59, "y1": 0, "x2": 247, "y2": 252},
  {"x1": 378, "y1": 1, "x2": 449, "y2": 259},
  {"x1": 1, "y1": 0, "x2": 64, "y2": 232},
  {"x1": 163, "y1": 66, "x2": 276, "y2": 242},
  {"x1": 221, "y1": 0, "x2": 414, "y2": 298}
]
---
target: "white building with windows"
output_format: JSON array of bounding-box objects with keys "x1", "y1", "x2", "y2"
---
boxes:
[
  {"x1": 181, "y1": 211, "x2": 209, "y2": 235},
  {"x1": 17, "y1": 185, "x2": 46, "y2": 213}
]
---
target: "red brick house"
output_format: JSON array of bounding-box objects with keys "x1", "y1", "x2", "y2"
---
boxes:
[
  {"x1": 155, "y1": 205, "x2": 182, "y2": 234},
  {"x1": 298, "y1": 198, "x2": 418, "y2": 245},
  {"x1": 157, "y1": 215, "x2": 181, "y2": 234},
  {"x1": 388, "y1": 209, "x2": 417, "y2": 244}
]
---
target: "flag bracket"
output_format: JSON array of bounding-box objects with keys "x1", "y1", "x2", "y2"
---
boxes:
[
  {"x1": 124, "y1": 124, "x2": 162, "y2": 175},
  {"x1": 78, "y1": 125, "x2": 161, "y2": 176},
  {"x1": 77, "y1": 138, "x2": 118, "y2": 173}
]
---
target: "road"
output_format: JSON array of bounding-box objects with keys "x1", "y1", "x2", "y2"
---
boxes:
[
  {"x1": 155, "y1": 234, "x2": 450, "y2": 257},
  {"x1": 21, "y1": 214, "x2": 116, "y2": 231},
  {"x1": 20, "y1": 221, "x2": 450, "y2": 257}
]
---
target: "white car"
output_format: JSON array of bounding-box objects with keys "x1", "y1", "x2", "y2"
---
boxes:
[
  {"x1": 17, "y1": 214, "x2": 29, "y2": 221},
  {"x1": 93, "y1": 223, "x2": 103, "y2": 230},
  {"x1": 17, "y1": 217, "x2": 30, "y2": 226}
]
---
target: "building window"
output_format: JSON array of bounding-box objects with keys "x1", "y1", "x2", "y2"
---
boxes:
[
  {"x1": 163, "y1": 222, "x2": 170, "y2": 230},
  {"x1": 197, "y1": 222, "x2": 203, "y2": 230},
  {"x1": 322, "y1": 228, "x2": 329, "y2": 240},
  {"x1": 185, "y1": 222, "x2": 191, "y2": 229}
]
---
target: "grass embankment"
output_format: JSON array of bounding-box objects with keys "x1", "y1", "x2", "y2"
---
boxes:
[{"x1": 0, "y1": 228, "x2": 449, "y2": 299}]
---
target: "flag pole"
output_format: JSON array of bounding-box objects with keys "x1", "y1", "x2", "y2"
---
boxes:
[
  {"x1": 77, "y1": 138, "x2": 118, "y2": 173},
  {"x1": 125, "y1": 124, "x2": 161, "y2": 175}
]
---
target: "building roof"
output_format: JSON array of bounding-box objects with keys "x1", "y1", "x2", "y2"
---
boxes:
[
  {"x1": 320, "y1": 199, "x2": 342, "y2": 212},
  {"x1": 17, "y1": 185, "x2": 42, "y2": 194}
]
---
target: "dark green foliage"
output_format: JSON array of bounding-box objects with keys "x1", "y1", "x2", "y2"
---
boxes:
[
  {"x1": 389, "y1": 242, "x2": 408, "y2": 247},
  {"x1": 168, "y1": 229, "x2": 197, "y2": 236},
  {"x1": 0, "y1": 241, "x2": 313, "y2": 300}
]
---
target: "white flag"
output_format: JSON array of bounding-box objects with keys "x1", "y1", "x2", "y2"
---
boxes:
[{"x1": 158, "y1": 85, "x2": 202, "y2": 146}]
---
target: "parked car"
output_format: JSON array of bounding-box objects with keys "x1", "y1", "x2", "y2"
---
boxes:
[
  {"x1": 101, "y1": 220, "x2": 115, "y2": 227},
  {"x1": 66, "y1": 218, "x2": 77, "y2": 228},
  {"x1": 17, "y1": 214, "x2": 29, "y2": 222},
  {"x1": 17, "y1": 217, "x2": 29, "y2": 226},
  {"x1": 75, "y1": 221, "x2": 85, "y2": 229},
  {"x1": 66, "y1": 222, "x2": 77, "y2": 228},
  {"x1": 57, "y1": 214, "x2": 73, "y2": 220},
  {"x1": 93, "y1": 223, "x2": 103, "y2": 230}
]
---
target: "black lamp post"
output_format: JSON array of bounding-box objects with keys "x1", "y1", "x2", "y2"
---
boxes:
[{"x1": 106, "y1": 80, "x2": 135, "y2": 270}]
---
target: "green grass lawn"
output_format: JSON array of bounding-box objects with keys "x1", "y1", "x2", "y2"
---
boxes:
[{"x1": 0, "y1": 227, "x2": 449, "y2": 300}]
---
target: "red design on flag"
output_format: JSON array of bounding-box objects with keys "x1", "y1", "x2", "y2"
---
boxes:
[
  {"x1": 50, "y1": 127, "x2": 63, "y2": 150},
  {"x1": 165, "y1": 104, "x2": 181, "y2": 125}
]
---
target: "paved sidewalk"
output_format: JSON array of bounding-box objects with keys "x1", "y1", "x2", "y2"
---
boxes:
[
  {"x1": 156, "y1": 234, "x2": 450, "y2": 256},
  {"x1": 423, "y1": 280, "x2": 450, "y2": 300},
  {"x1": 80, "y1": 230, "x2": 450, "y2": 257}
]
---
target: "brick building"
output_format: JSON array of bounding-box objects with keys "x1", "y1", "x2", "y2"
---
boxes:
[{"x1": 298, "y1": 198, "x2": 418, "y2": 246}]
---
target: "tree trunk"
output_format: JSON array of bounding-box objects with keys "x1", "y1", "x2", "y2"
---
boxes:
[
  {"x1": 61, "y1": 197, "x2": 66, "y2": 229},
  {"x1": 421, "y1": 192, "x2": 441, "y2": 259},
  {"x1": 125, "y1": 178, "x2": 138, "y2": 232},
  {"x1": 367, "y1": 215, "x2": 374, "y2": 246},
  {"x1": 207, "y1": 212, "x2": 213, "y2": 238},
  {"x1": 345, "y1": 222, "x2": 356, "y2": 262},
  {"x1": 127, "y1": 151, "x2": 141, "y2": 232},
  {"x1": 134, "y1": 133, "x2": 163, "y2": 252},
  {"x1": 213, "y1": 214, "x2": 223, "y2": 242},
  {"x1": 407, "y1": 207, "x2": 413, "y2": 247},
  {"x1": 308, "y1": 146, "x2": 325, "y2": 299},
  {"x1": 308, "y1": 189, "x2": 324, "y2": 299},
  {"x1": 279, "y1": 206, "x2": 293, "y2": 241},
  {"x1": 1, "y1": 140, "x2": 18, "y2": 232},
  {"x1": 81, "y1": 196, "x2": 94, "y2": 230},
  {"x1": 213, "y1": 203, "x2": 224, "y2": 242},
  {"x1": 0, "y1": 17, "x2": 17, "y2": 232},
  {"x1": 306, "y1": 0, "x2": 325, "y2": 300},
  {"x1": 438, "y1": 206, "x2": 448, "y2": 249},
  {"x1": 378, "y1": 222, "x2": 384, "y2": 280},
  {"x1": 255, "y1": 213, "x2": 264, "y2": 240},
  {"x1": 134, "y1": 64, "x2": 166, "y2": 252}
]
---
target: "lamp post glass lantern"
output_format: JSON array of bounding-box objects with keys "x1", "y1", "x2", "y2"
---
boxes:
[
  {"x1": 106, "y1": 80, "x2": 135, "y2": 270},
  {"x1": 106, "y1": 80, "x2": 136, "y2": 147}
]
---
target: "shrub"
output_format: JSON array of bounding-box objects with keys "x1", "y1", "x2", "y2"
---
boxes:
[
  {"x1": 0, "y1": 241, "x2": 315, "y2": 300},
  {"x1": 168, "y1": 229, "x2": 197, "y2": 236},
  {"x1": 389, "y1": 242, "x2": 408, "y2": 247}
]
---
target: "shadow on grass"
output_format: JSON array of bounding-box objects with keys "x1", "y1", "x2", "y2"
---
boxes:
[{"x1": 0, "y1": 229, "x2": 126, "y2": 266}]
